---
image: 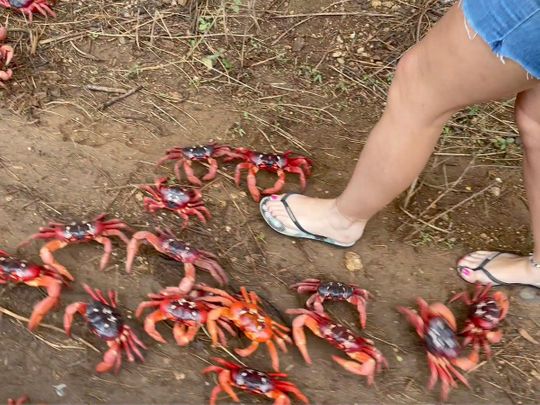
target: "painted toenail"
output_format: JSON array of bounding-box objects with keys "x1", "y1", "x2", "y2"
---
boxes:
[
  {"x1": 460, "y1": 268, "x2": 471, "y2": 276},
  {"x1": 271, "y1": 195, "x2": 279, "y2": 200}
]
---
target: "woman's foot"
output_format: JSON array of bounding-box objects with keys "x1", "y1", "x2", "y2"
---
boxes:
[
  {"x1": 457, "y1": 251, "x2": 540, "y2": 287},
  {"x1": 260, "y1": 194, "x2": 367, "y2": 246}
]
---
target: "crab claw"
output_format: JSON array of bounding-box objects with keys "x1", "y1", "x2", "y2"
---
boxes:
[
  {"x1": 96, "y1": 341, "x2": 122, "y2": 374},
  {"x1": 0, "y1": 44, "x2": 14, "y2": 66}
]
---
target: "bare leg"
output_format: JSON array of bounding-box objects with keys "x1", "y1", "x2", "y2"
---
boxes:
[
  {"x1": 458, "y1": 84, "x2": 540, "y2": 287},
  {"x1": 263, "y1": 4, "x2": 537, "y2": 245}
]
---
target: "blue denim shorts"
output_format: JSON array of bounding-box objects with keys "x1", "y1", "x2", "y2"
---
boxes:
[{"x1": 462, "y1": 0, "x2": 540, "y2": 78}]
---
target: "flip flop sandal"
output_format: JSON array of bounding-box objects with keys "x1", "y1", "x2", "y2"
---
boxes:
[
  {"x1": 259, "y1": 193, "x2": 356, "y2": 248},
  {"x1": 456, "y1": 251, "x2": 540, "y2": 292}
]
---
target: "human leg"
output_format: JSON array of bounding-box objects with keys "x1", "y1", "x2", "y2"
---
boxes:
[
  {"x1": 262, "y1": 4, "x2": 537, "y2": 245},
  {"x1": 457, "y1": 85, "x2": 540, "y2": 288}
]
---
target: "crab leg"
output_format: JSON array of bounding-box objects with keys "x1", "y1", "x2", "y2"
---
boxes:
[
  {"x1": 332, "y1": 354, "x2": 377, "y2": 385},
  {"x1": 268, "y1": 393, "x2": 291, "y2": 405},
  {"x1": 266, "y1": 340, "x2": 281, "y2": 371},
  {"x1": 143, "y1": 309, "x2": 169, "y2": 343},
  {"x1": 96, "y1": 341, "x2": 122, "y2": 374},
  {"x1": 173, "y1": 158, "x2": 186, "y2": 182},
  {"x1": 235, "y1": 340, "x2": 259, "y2": 357},
  {"x1": 285, "y1": 166, "x2": 307, "y2": 190},
  {"x1": 174, "y1": 323, "x2": 200, "y2": 346},
  {"x1": 195, "y1": 258, "x2": 228, "y2": 285},
  {"x1": 290, "y1": 314, "x2": 313, "y2": 364},
  {"x1": 125, "y1": 330, "x2": 146, "y2": 362},
  {"x1": 247, "y1": 166, "x2": 260, "y2": 202},
  {"x1": 183, "y1": 160, "x2": 203, "y2": 186},
  {"x1": 135, "y1": 299, "x2": 162, "y2": 318},
  {"x1": 217, "y1": 370, "x2": 239, "y2": 402},
  {"x1": 207, "y1": 307, "x2": 228, "y2": 345},
  {"x1": 262, "y1": 169, "x2": 286, "y2": 195},
  {"x1": 102, "y1": 228, "x2": 130, "y2": 244},
  {"x1": 63, "y1": 302, "x2": 87, "y2": 336},
  {"x1": 348, "y1": 296, "x2": 367, "y2": 329},
  {"x1": 208, "y1": 384, "x2": 224, "y2": 405},
  {"x1": 38, "y1": 240, "x2": 75, "y2": 280},
  {"x1": 177, "y1": 262, "x2": 196, "y2": 294},
  {"x1": 203, "y1": 157, "x2": 219, "y2": 181},
  {"x1": 94, "y1": 236, "x2": 112, "y2": 271},
  {"x1": 126, "y1": 231, "x2": 161, "y2": 273},
  {"x1": 26, "y1": 275, "x2": 62, "y2": 330},
  {"x1": 0, "y1": 44, "x2": 13, "y2": 66}
]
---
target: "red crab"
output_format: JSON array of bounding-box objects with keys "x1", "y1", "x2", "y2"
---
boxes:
[
  {"x1": 140, "y1": 177, "x2": 210, "y2": 227},
  {"x1": 226, "y1": 148, "x2": 313, "y2": 202},
  {"x1": 7, "y1": 397, "x2": 28, "y2": 405},
  {"x1": 64, "y1": 284, "x2": 146, "y2": 374},
  {"x1": 204, "y1": 357, "x2": 309, "y2": 405},
  {"x1": 290, "y1": 279, "x2": 371, "y2": 328},
  {"x1": 0, "y1": 25, "x2": 13, "y2": 88},
  {"x1": 125, "y1": 228, "x2": 227, "y2": 293},
  {"x1": 0, "y1": 249, "x2": 65, "y2": 330},
  {"x1": 0, "y1": 0, "x2": 56, "y2": 20},
  {"x1": 18, "y1": 214, "x2": 130, "y2": 280},
  {"x1": 450, "y1": 284, "x2": 509, "y2": 357},
  {"x1": 202, "y1": 286, "x2": 292, "y2": 371},
  {"x1": 157, "y1": 143, "x2": 235, "y2": 186},
  {"x1": 135, "y1": 284, "x2": 236, "y2": 346},
  {"x1": 287, "y1": 309, "x2": 387, "y2": 385},
  {"x1": 398, "y1": 298, "x2": 479, "y2": 401}
]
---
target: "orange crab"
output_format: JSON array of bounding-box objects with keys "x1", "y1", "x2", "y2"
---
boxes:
[
  {"x1": 135, "y1": 284, "x2": 236, "y2": 347},
  {"x1": 398, "y1": 298, "x2": 479, "y2": 401},
  {"x1": 202, "y1": 286, "x2": 292, "y2": 371}
]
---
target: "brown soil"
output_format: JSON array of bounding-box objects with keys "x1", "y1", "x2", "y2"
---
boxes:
[{"x1": 1, "y1": 1, "x2": 539, "y2": 404}]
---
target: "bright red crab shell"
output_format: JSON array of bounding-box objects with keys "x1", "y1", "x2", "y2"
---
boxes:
[
  {"x1": 226, "y1": 147, "x2": 313, "y2": 202},
  {"x1": 64, "y1": 284, "x2": 146, "y2": 374},
  {"x1": 140, "y1": 177, "x2": 211, "y2": 228},
  {"x1": 0, "y1": 249, "x2": 65, "y2": 330},
  {"x1": 450, "y1": 284, "x2": 509, "y2": 357},
  {"x1": 398, "y1": 298, "x2": 479, "y2": 401},
  {"x1": 17, "y1": 213, "x2": 131, "y2": 280},
  {"x1": 125, "y1": 228, "x2": 227, "y2": 293},
  {"x1": 287, "y1": 308, "x2": 386, "y2": 385},
  {"x1": 203, "y1": 357, "x2": 309, "y2": 405},
  {"x1": 0, "y1": 25, "x2": 13, "y2": 88},
  {"x1": 135, "y1": 284, "x2": 236, "y2": 347},
  {"x1": 0, "y1": 0, "x2": 56, "y2": 21},
  {"x1": 156, "y1": 143, "x2": 236, "y2": 186}
]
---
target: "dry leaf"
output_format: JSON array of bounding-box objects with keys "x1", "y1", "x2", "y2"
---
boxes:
[
  {"x1": 531, "y1": 370, "x2": 540, "y2": 381},
  {"x1": 344, "y1": 251, "x2": 363, "y2": 272},
  {"x1": 518, "y1": 328, "x2": 539, "y2": 345}
]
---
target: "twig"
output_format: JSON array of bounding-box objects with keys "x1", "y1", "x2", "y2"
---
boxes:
[
  {"x1": 99, "y1": 86, "x2": 144, "y2": 111},
  {"x1": 405, "y1": 182, "x2": 497, "y2": 240},
  {"x1": 85, "y1": 85, "x2": 128, "y2": 94},
  {"x1": 0, "y1": 306, "x2": 99, "y2": 352}
]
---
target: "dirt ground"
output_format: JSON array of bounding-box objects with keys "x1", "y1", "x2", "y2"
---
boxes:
[{"x1": 1, "y1": 0, "x2": 539, "y2": 404}]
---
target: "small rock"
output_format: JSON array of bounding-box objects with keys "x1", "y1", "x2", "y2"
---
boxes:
[
  {"x1": 344, "y1": 251, "x2": 363, "y2": 272},
  {"x1": 490, "y1": 186, "x2": 501, "y2": 197},
  {"x1": 336, "y1": 58, "x2": 345, "y2": 65},
  {"x1": 292, "y1": 37, "x2": 305, "y2": 53},
  {"x1": 173, "y1": 371, "x2": 186, "y2": 380},
  {"x1": 332, "y1": 51, "x2": 343, "y2": 58},
  {"x1": 371, "y1": 0, "x2": 382, "y2": 7}
]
